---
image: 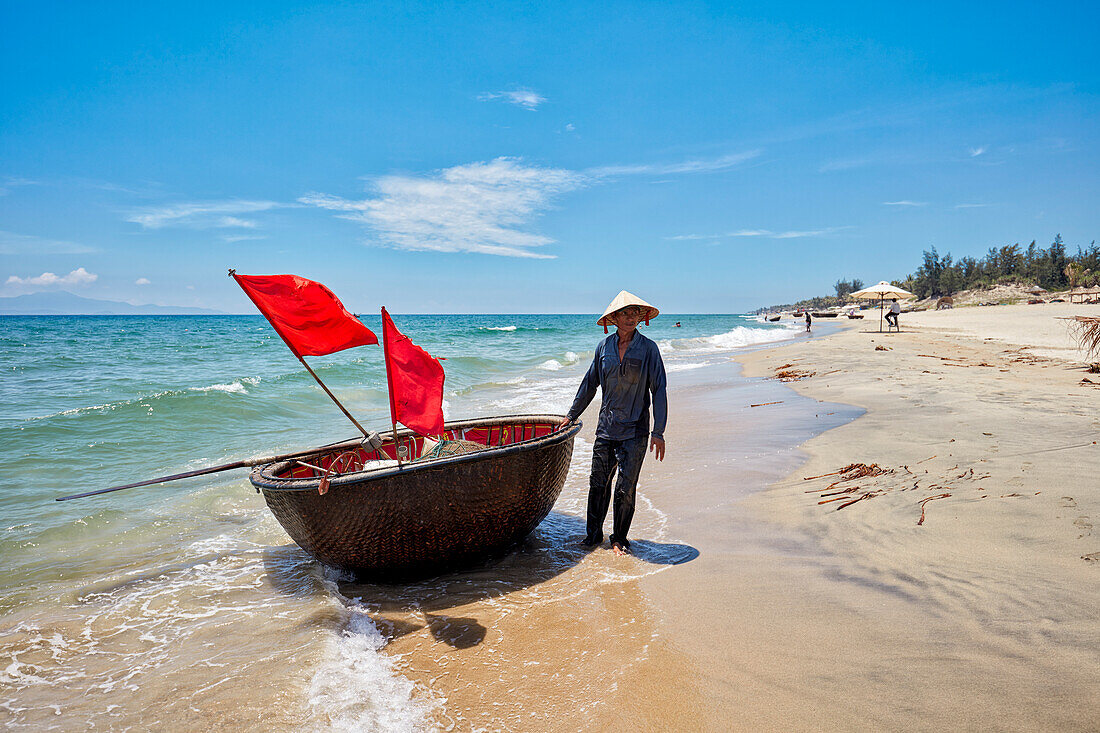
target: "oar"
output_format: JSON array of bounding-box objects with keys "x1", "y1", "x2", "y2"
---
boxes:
[{"x1": 55, "y1": 437, "x2": 368, "y2": 502}]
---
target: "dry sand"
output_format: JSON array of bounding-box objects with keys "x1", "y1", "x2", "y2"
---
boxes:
[{"x1": 636, "y1": 302, "x2": 1099, "y2": 731}]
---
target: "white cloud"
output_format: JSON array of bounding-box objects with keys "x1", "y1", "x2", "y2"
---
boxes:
[
  {"x1": 667, "y1": 226, "x2": 850, "y2": 241},
  {"x1": 565, "y1": 123, "x2": 576, "y2": 132},
  {"x1": 0, "y1": 177, "x2": 40, "y2": 196},
  {"x1": 589, "y1": 150, "x2": 761, "y2": 177},
  {"x1": 819, "y1": 157, "x2": 875, "y2": 173},
  {"x1": 478, "y1": 89, "x2": 546, "y2": 110},
  {"x1": 667, "y1": 229, "x2": 770, "y2": 241},
  {"x1": 955, "y1": 203, "x2": 992, "y2": 209},
  {"x1": 882, "y1": 200, "x2": 927, "y2": 206},
  {"x1": 135, "y1": 277, "x2": 151, "y2": 285},
  {"x1": 5, "y1": 267, "x2": 98, "y2": 292},
  {"x1": 818, "y1": 150, "x2": 923, "y2": 173},
  {"x1": 0, "y1": 230, "x2": 96, "y2": 254},
  {"x1": 215, "y1": 216, "x2": 258, "y2": 228},
  {"x1": 772, "y1": 228, "x2": 849, "y2": 239},
  {"x1": 302, "y1": 151, "x2": 764, "y2": 259},
  {"x1": 968, "y1": 146, "x2": 987, "y2": 157},
  {"x1": 222, "y1": 234, "x2": 266, "y2": 243},
  {"x1": 301, "y1": 158, "x2": 583, "y2": 259},
  {"x1": 667, "y1": 234, "x2": 724, "y2": 241},
  {"x1": 126, "y1": 200, "x2": 284, "y2": 229}
]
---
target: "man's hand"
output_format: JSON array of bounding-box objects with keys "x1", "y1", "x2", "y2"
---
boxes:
[
  {"x1": 557, "y1": 417, "x2": 573, "y2": 430},
  {"x1": 649, "y1": 436, "x2": 665, "y2": 461}
]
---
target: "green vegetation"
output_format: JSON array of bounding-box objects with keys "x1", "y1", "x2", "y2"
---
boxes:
[
  {"x1": 897, "y1": 234, "x2": 1099, "y2": 299},
  {"x1": 758, "y1": 235, "x2": 1098, "y2": 313}
]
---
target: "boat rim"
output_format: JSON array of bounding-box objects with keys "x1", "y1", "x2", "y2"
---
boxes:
[{"x1": 251, "y1": 413, "x2": 582, "y2": 492}]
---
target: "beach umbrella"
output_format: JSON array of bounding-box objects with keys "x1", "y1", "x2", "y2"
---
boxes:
[{"x1": 850, "y1": 281, "x2": 915, "y2": 332}]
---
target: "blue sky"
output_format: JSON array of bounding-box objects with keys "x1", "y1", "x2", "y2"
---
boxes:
[{"x1": 1, "y1": 1, "x2": 1097, "y2": 313}]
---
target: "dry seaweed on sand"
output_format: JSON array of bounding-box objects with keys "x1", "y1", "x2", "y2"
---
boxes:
[
  {"x1": 803, "y1": 463, "x2": 889, "y2": 491},
  {"x1": 917, "y1": 493, "x2": 952, "y2": 525},
  {"x1": 802, "y1": 462, "x2": 966, "y2": 524},
  {"x1": 774, "y1": 367, "x2": 816, "y2": 381}
]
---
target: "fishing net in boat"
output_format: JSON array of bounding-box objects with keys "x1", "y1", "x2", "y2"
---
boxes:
[{"x1": 417, "y1": 439, "x2": 484, "y2": 461}]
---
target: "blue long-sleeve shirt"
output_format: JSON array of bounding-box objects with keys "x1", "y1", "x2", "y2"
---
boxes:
[{"x1": 566, "y1": 331, "x2": 667, "y2": 441}]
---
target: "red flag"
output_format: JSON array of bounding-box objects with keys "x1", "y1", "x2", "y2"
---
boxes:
[
  {"x1": 232, "y1": 273, "x2": 377, "y2": 357},
  {"x1": 381, "y1": 307, "x2": 445, "y2": 437}
]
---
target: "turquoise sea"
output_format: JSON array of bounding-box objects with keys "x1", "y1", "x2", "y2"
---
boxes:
[{"x1": 0, "y1": 313, "x2": 803, "y2": 730}]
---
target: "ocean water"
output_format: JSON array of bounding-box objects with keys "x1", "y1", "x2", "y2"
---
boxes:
[{"x1": 0, "y1": 313, "x2": 801, "y2": 730}]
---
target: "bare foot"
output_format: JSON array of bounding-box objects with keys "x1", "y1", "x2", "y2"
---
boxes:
[{"x1": 612, "y1": 542, "x2": 628, "y2": 556}]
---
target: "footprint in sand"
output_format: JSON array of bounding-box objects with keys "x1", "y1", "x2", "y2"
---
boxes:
[
  {"x1": 1061, "y1": 496, "x2": 1077, "y2": 508},
  {"x1": 1074, "y1": 516, "x2": 1092, "y2": 539},
  {"x1": 1083, "y1": 552, "x2": 1100, "y2": 565}
]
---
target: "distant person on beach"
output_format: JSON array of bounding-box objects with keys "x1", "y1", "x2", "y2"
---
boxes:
[
  {"x1": 805, "y1": 312, "x2": 812, "y2": 331},
  {"x1": 886, "y1": 299, "x2": 901, "y2": 330},
  {"x1": 559, "y1": 291, "x2": 667, "y2": 556}
]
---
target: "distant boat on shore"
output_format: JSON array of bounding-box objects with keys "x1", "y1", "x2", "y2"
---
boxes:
[
  {"x1": 767, "y1": 314, "x2": 780, "y2": 322},
  {"x1": 811, "y1": 311, "x2": 838, "y2": 318}
]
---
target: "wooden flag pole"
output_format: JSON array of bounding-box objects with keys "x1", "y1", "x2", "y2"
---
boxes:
[
  {"x1": 294, "y1": 354, "x2": 370, "y2": 438},
  {"x1": 380, "y1": 306, "x2": 403, "y2": 467}
]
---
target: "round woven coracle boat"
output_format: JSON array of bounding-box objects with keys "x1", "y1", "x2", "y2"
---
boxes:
[{"x1": 250, "y1": 414, "x2": 581, "y2": 580}]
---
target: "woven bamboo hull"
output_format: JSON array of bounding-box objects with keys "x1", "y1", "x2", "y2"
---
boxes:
[{"x1": 249, "y1": 415, "x2": 580, "y2": 579}]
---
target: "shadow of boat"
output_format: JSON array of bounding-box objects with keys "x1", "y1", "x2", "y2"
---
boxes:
[{"x1": 260, "y1": 511, "x2": 700, "y2": 648}]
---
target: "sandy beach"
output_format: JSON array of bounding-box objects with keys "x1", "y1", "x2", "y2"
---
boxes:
[
  {"x1": 324, "y1": 303, "x2": 1100, "y2": 731},
  {"x1": 633, "y1": 303, "x2": 1100, "y2": 731}
]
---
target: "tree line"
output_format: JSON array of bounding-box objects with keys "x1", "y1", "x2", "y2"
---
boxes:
[
  {"x1": 757, "y1": 234, "x2": 1098, "y2": 313},
  {"x1": 898, "y1": 234, "x2": 1100, "y2": 299}
]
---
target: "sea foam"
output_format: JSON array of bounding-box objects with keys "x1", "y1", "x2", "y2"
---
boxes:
[{"x1": 309, "y1": 572, "x2": 442, "y2": 732}]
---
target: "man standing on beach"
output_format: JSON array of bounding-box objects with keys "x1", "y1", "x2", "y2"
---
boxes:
[{"x1": 560, "y1": 291, "x2": 667, "y2": 556}]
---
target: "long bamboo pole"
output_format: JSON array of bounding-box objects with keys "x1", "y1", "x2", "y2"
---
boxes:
[{"x1": 56, "y1": 437, "x2": 364, "y2": 501}]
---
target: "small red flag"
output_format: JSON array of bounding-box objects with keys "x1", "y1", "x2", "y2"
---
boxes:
[
  {"x1": 381, "y1": 307, "x2": 445, "y2": 437},
  {"x1": 232, "y1": 273, "x2": 377, "y2": 357}
]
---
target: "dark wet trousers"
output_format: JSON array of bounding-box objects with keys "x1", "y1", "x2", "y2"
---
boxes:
[{"x1": 586, "y1": 435, "x2": 648, "y2": 547}]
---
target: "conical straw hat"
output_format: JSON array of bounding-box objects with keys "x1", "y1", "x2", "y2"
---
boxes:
[{"x1": 597, "y1": 290, "x2": 659, "y2": 329}]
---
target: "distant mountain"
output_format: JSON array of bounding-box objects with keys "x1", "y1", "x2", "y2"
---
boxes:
[{"x1": 0, "y1": 292, "x2": 227, "y2": 315}]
